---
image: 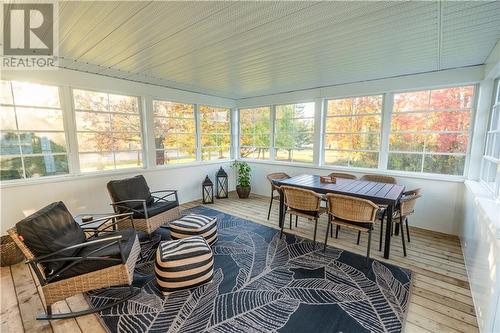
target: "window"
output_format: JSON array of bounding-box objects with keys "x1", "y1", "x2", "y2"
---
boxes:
[
  {"x1": 73, "y1": 89, "x2": 142, "y2": 172},
  {"x1": 199, "y1": 105, "x2": 231, "y2": 160},
  {"x1": 275, "y1": 103, "x2": 315, "y2": 163},
  {"x1": 1, "y1": 81, "x2": 69, "y2": 180},
  {"x1": 239, "y1": 107, "x2": 271, "y2": 160},
  {"x1": 388, "y1": 86, "x2": 474, "y2": 176},
  {"x1": 481, "y1": 79, "x2": 500, "y2": 196},
  {"x1": 324, "y1": 95, "x2": 382, "y2": 168},
  {"x1": 153, "y1": 100, "x2": 196, "y2": 165}
]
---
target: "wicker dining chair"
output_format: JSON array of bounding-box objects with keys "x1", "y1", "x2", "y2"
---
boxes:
[
  {"x1": 324, "y1": 193, "x2": 379, "y2": 265},
  {"x1": 328, "y1": 172, "x2": 357, "y2": 180},
  {"x1": 266, "y1": 172, "x2": 291, "y2": 220},
  {"x1": 360, "y1": 174, "x2": 396, "y2": 184},
  {"x1": 280, "y1": 186, "x2": 325, "y2": 247},
  {"x1": 7, "y1": 202, "x2": 141, "y2": 320}
]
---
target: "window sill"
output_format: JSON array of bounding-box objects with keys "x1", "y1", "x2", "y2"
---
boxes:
[
  {"x1": 238, "y1": 158, "x2": 466, "y2": 183},
  {"x1": 0, "y1": 159, "x2": 234, "y2": 189}
]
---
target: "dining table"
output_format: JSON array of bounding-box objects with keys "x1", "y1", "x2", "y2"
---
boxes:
[{"x1": 273, "y1": 174, "x2": 405, "y2": 259}]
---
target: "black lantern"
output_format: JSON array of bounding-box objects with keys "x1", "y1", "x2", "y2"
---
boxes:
[
  {"x1": 202, "y1": 176, "x2": 214, "y2": 204},
  {"x1": 215, "y1": 167, "x2": 228, "y2": 199}
]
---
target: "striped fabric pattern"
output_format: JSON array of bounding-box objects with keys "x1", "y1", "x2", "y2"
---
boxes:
[
  {"x1": 155, "y1": 236, "x2": 214, "y2": 295},
  {"x1": 169, "y1": 214, "x2": 218, "y2": 245}
]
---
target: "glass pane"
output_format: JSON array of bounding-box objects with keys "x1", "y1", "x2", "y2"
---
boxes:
[
  {"x1": 0, "y1": 106, "x2": 17, "y2": 130},
  {"x1": 389, "y1": 133, "x2": 425, "y2": 152},
  {"x1": 201, "y1": 147, "x2": 230, "y2": 161},
  {"x1": 255, "y1": 133, "x2": 270, "y2": 147},
  {"x1": 324, "y1": 150, "x2": 349, "y2": 167},
  {"x1": 79, "y1": 152, "x2": 114, "y2": 172},
  {"x1": 324, "y1": 134, "x2": 352, "y2": 150},
  {"x1": 112, "y1": 114, "x2": 141, "y2": 132},
  {"x1": 325, "y1": 117, "x2": 352, "y2": 133},
  {"x1": 162, "y1": 133, "x2": 196, "y2": 150},
  {"x1": 481, "y1": 160, "x2": 497, "y2": 192},
  {"x1": 77, "y1": 132, "x2": 113, "y2": 152},
  {"x1": 352, "y1": 115, "x2": 381, "y2": 132},
  {"x1": 161, "y1": 149, "x2": 196, "y2": 165},
  {"x1": 490, "y1": 106, "x2": 499, "y2": 131},
  {"x1": 430, "y1": 86, "x2": 474, "y2": 110},
  {"x1": 1, "y1": 81, "x2": 13, "y2": 105},
  {"x1": 153, "y1": 101, "x2": 194, "y2": 118},
  {"x1": 276, "y1": 103, "x2": 315, "y2": 119},
  {"x1": 275, "y1": 148, "x2": 313, "y2": 163},
  {"x1": 327, "y1": 99, "x2": 352, "y2": 116},
  {"x1": 113, "y1": 134, "x2": 142, "y2": 151},
  {"x1": 353, "y1": 95, "x2": 382, "y2": 114},
  {"x1": 423, "y1": 154, "x2": 465, "y2": 175},
  {"x1": 390, "y1": 112, "x2": 426, "y2": 132},
  {"x1": 109, "y1": 94, "x2": 138, "y2": 113},
  {"x1": 239, "y1": 107, "x2": 270, "y2": 134},
  {"x1": 352, "y1": 133, "x2": 380, "y2": 150},
  {"x1": 16, "y1": 107, "x2": 64, "y2": 131},
  {"x1": 0, "y1": 132, "x2": 20, "y2": 155},
  {"x1": 12, "y1": 81, "x2": 60, "y2": 108},
  {"x1": 23, "y1": 155, "x2": 69, "y2": 178},
  {"x1": 0, "y1": 156, "x2": 23, "y2": 180},
  {"x1": 19, "y1": 132, "x2": 67, "y2": 154},
  {"x1": 114, "y1": 151, "x2": 142, "y2": 169},
  {"x1": 240, "y1": 134, "x2": 253, "y2": 147},
  {"x1": 240, "y1": 147, "x2": 269, "y2": 160},
  {"x1": 427, "y1": 111, "x2": 470, "y2": 131},
  {"x1": 393, "y1": 90, "x2": 430, "y2": 112},
  {"x1": 350, "y1": 152, "x2": 378, "y2": 168},
  {"x1": 200, "y1": 105, "x2": 230, "y2": 123},
  {"x1": 425, "y1": 133, "x2": 468, "y2": 153},
  {"x1": 73, "y1": 89, "x2": 108, "y2": 111},
  {"x1": 388, "y1": 153, "x2": 423, "y2": 172},
  {"x1": 75, "y1": 111, "x2": 111, "y2": 132}
]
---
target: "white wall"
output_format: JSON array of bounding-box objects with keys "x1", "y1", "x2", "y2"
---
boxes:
[
  {"x1": 460, "y1": 181, "x2": 500, "y2": 333},
  {"x1": 247, "y1": 161, "x2": 465, "y2": 235},
  {"x1": 0, "y1": 162, "x2": 235, "y2": 234}
]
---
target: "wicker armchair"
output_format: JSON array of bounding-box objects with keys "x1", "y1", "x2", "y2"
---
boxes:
[
  {"x1": 360, "y1": 174, "x2": 396, "y2": 184},
  {"x1": 328, "y1": 172, "x2": 357, "y2": 180},
  {"x1": 324, "y1": 194, "x2": 379, "y2": 265},
  {"x1": 280, "y1": 186, "x2": 325, "y2": 247},
  {"x1": 107, "y1": 175, "x2": 180, "y2": 235},
  {"x1": 266, "y1": 172, "x2": 291, "y2": 220},
  {"x1": 7, "y1": 202, "x2": 140, "y2": 320}
]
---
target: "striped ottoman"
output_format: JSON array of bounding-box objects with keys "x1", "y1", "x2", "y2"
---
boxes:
[
  {"x1": 155, "y1": 236, "x2": 214, "y2": 295},
  {"x1": 169, "y1": 214, "x2": 218, "y2": 245}
]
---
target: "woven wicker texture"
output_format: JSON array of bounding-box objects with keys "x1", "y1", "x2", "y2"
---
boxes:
[
  {"x1": 1, "y1": 234, "x2": 24, "y2": 266},
  {"x1": 403, "y1": 188, "x2": 422, "y2": 197},
  {"x1": 328, "y1": 172, "x2": 357, "y2": 180},
  {"x1": 360, "y1": 174, "x2": 396, "y2": 184},
  {"x1": 266, "y1": 172, "x2": 291, "y2": 191},
  {"x1": 281, "y1": 186, "x2": 323, "y2": 212},
  {"x1": 395, "y1": 194, "x2": 422, "y2": 219},
  {"x1": 118, "y1": 206, "x2": 180, "y2": 234},
  {"x1": 326, "y1": 193, "x2": 379, "y2": 223}
]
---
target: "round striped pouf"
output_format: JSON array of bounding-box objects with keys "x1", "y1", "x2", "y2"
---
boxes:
[
  {"x1": 169, "y1": 214, "x2": 218, "y2": 245},
  {"x1": 155, "y1": 236, "x2": 214, "y2": 295}
]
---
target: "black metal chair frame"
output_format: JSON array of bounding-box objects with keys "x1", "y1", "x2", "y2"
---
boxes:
[{"x1": 110, "y1": 190, "x2": 178, "y2": 220}]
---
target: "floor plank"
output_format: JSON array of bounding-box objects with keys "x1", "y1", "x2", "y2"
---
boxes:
[
  {"x1": 3, "y1": 193, "x2": 478, "y2": 333},
  {"x1": 0, "y1": 266, "x2": 24, "y2": 333}
]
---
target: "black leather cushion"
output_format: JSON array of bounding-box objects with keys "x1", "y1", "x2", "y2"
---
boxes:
[
  {"x1": 107, "y1": 175, "x2": 154, "y2": 210},
  {"x1": 133, "y1": 200, "x2": 178, "y2": 219},
  {"x1": 54, "y1": 229, "x2": 137, "y2": 281},
  {"x1": 16, "y1": 202, "x2": 85, "y2": 275}
]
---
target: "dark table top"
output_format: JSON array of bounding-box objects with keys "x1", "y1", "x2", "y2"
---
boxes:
[{"x1": 274, "y1": 174, "x2": 405, "y2": 205}]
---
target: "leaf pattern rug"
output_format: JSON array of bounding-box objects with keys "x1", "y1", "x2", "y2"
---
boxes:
[{"x1": 88, "y1": 206, "x2": 413, "y2": 333}]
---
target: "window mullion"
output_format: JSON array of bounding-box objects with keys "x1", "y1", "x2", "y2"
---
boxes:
[
  {"x1": 195, "y1": 104, "x2": 202, "y2": 161},
  {"x1": 313, "y1": 98, "x2": 323, "y2": 166},
  {"x1": 143, "y1": 95, "x2": 155, "y2": 169},
  {"x1": 379, "y1": 93, "x2": 392, "y2": 170},
  {"x1": 60, "y1": 86, "x2": 80, "y2": 174},
  {"x1": 270, "y1": 105, "x2": 276, "y2": 161}
]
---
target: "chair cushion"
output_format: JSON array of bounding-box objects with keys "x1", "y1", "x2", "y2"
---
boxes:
[
  {"x1": 54, "y1": 229, "x2": 138, "y2": 281},
  {"x1": 155, "y1": 236, "x2": 214, "y2": 295},
  {"x1": 107, "y1": 175, "x2": 154, "y2": 210},
  {"x1": 15, "y1": 201, "x2": 85, "y2": 275},
  {"x1": 169, "y1": 214, "x2": 218, "y2": 245},
  {"x1": 133, "y1": 200, "x2": 179, "y2": 219}
]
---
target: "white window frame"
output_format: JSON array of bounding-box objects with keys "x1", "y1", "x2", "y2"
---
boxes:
[
  {"x1": 198, "y1": 104, "x2": 232, "y2": 162},
  {"x1": 238, "y1": 106, "x2": 272, "y2": 161}
]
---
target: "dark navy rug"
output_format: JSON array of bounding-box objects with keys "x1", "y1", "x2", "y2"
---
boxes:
[{"x1": 88, "y1": 206, "x2": 413, "y2": 333}]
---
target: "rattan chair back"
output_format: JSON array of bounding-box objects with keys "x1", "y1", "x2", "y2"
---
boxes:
[
  {"x1": 281, "y1": 186, "x2": 322, "y2": 212},
  {"x1": 360, "y1": 174, "x2": 396, "y2": 184},
  {"x1": 326, "y1": 193, "x2": 379, "y2": 223},
  {"x1": 266, "y1": 172, "x2": 291, "y2": 190},
  {"x1": 328, "y1": 172, "x2": 357, "y2": 180},
  {"x1": 403, "y1": 188, "x2": 422, "y2": 197},
  {"x1": 399, "y1": 194, "x2": 421, "y2": 217},
  {"x1": 7, "y1": 227, "x2": 46, "y2": 278}
]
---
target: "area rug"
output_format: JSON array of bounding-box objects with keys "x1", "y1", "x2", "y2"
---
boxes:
[{"x1": 88, "y1": 206, "x2": 413, "y2": 333}]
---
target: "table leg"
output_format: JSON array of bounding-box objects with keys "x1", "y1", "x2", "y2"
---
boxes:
[
  {"x1": 278, "y1": 188, "x2": 285, "y2": 229},
  {"x1": 383, "y1": 204, "x2": 393, "y2": 259}
]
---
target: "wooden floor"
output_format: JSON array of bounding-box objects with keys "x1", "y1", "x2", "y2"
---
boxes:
[{"x1": 1, "y1": 193, "x2": 478, "y2": 333}]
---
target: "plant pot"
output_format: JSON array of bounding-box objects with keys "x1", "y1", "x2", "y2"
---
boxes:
[{"x1": 236, "y1": 185, "x2": 251, "y2": 199}]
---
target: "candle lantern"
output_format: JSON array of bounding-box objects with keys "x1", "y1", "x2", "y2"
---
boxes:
[
  {"x1": 202, "y1": 176, "x2": 214, "y2": 204},
  {"x1": 215, "y1": 167, "x2": 228, "y2": 199}
]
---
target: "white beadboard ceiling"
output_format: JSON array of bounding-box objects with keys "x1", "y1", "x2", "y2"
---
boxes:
[{"x1": 53, "y1": 1, "x2": 500, "y2": 99}]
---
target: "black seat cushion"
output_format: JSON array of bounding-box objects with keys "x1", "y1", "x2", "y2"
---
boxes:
[
  {"x1": 107, "y1": 175, "x2": 154, "y2": 211},
  {"x1": 16, "y1": 202, "x2": 86, "y2": 275},
  {"x1": 54, "y1": 229, "x2": 138, "y2": 281},
  {"x1": 133, "y1": 200, "x2": 178, "y2": 219}
]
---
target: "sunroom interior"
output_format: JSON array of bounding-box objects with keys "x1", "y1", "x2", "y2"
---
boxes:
[{"x1": 0, "y1": 1, "x2": 499, "y2": 333}]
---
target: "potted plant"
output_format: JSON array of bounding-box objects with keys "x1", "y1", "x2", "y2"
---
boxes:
[{"x1": 232, "y1": 161, "x2": 251, "y2": 199}]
